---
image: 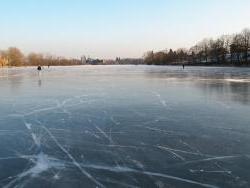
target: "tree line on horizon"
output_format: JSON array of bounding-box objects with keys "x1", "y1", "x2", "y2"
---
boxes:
[
  {"x1": 144, "y1": 28, "x2": 250, "y2": 65},
  {"x1": 1, "y1": 28, "x2": 250, "y2": 67},
  {"x1": 0, "y1": 48, "x2": 81, "y2": 67},
  {"x1": 0, "y1": 47, "x2": 144, "y2": 67}
]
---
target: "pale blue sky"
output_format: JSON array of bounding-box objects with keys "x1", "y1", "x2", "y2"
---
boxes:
[{"x1": 0, "y1": 0, "x2": 250, "y2": 59}]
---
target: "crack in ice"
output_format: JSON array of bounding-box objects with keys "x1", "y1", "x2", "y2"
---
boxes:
[{"x1": 42, "y1": 126, "x2": 105, "y2": 188}]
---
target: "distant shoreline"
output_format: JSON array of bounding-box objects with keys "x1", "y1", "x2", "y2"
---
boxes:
[{"x1": 1, "y1": 63, "x2": 250, "y2": 68}]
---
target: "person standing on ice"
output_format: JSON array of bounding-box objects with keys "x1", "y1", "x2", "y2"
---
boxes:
[
  {"x1": 37, "y1": 65, "x2": 42, "y2": 78},
  {"x1": 37, "y1": 65, "x2": 42, "y2": 71}
]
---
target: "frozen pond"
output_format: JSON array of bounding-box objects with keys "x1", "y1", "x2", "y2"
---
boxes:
[{"x1": 0, "y1": 65, "x2": 250, "y2": 188}]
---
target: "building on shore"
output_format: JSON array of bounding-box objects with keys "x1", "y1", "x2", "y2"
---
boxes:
[{"x1": 86, "y1": 58, "x2": 103, "y2": 65}]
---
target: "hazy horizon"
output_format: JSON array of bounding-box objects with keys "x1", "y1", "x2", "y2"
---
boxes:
[{"x1": 1, "y1": 0, "x2": 250, "y2": 59}]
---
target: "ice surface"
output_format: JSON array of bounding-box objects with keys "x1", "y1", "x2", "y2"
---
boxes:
[{"x1": 0, "y1": 65, "x2": 250, "y2": 188}]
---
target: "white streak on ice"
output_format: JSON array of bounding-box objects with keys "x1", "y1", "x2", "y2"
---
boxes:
[
  {"x1": 189, "y1": 169, "x2": 232, "y2": 174},
  {"x1": 110, "y1": 116, "x2": 121, "y2": 125},
  {"x1": 145, "y1": 126, "x2": 184, "y2": 136},
  {"x1": 24, "y1": 123, "x2": 41, "y2": 147},
  {"x1": 78, "y1": 164, "x2": 219, "y2": 188},
  {"x1": 42, "y1": 126, "x2": 105, "y2": 188},
  {"x1": 157, "y1": 146, "x2": 185, "y2": 161},
  {"x1": 176, "y1": 155, "x2": 247, "y2": 167},
  {"x1": 157, "y1": 146, "x2": 213, "y2": 157},
  {"x1": 179, "y1": 140, "x2": 202, "y2": 154},
  {"x1": 3, "y1": 153, "x2": 63, "y2": 188},
  {"x1": 95, "y1": 126, "x2": 114, "y2": 144},
  {"x1": 152, "y1": 92, "x2": 169, "y2": 109}
]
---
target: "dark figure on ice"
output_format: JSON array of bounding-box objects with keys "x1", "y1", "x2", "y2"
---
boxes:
[
  {"x1": 37, "y1": 66, "x2": 42, "y2": 71},
  {"x1": 182, "y1": 64, "x2": 185, "y2": 69}
]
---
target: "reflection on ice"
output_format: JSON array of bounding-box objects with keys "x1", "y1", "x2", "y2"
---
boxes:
[{"x1": 0, "y1": 66, "x2": 250, "y2": 188}]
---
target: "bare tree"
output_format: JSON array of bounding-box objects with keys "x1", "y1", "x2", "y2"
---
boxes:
[
  {"x1": 209, "y1": 39, "x2": 226, "y2": 63},
  {"x1": 190, "y1": 45, "x2": 199, "y2": 62},
  {"x1": 144, "y1": 51, "x2": 154, "y2": 65},
  {"x1": 27, "y1": 53, "x2": 44, "y2": 66},
  {"x1": 0, "y1": 51, "x2": 9, "y2": 66},
  {"x1": 198, "y1": 39, "x2": 210, "y2": 63},
  {"x1": 241, "y1": 28, "x2": 250, "y2": 63},
  {"x1": 220, "y1": 35, "x2": 232, "y2": 63},
  {"x1": 176, "y1": 48, "x2": 188, "y2": 62},
  {"x1": 7, "y1": 47, "x2": 24, "y2": 66},
  {"x1": 230, "y1": 34, "x2": 243, "y2": 64}
]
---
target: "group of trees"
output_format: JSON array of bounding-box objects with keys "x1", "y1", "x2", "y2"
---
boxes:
[
  {"x1": 0, "y1": 47, "x2": 81, "y2": 67},
  {"x1": 1, "y1": 28, "x2": 249, "y2": 67},
  {"x1": 144, "y1": 48, "x2": 189, "y2": 65},
  {"x1": 0, "y1": 47, "x2": 24, "y2": 66},
  {"x1": 144, "y1": 28, "x2": 250, "y2": 65}
]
